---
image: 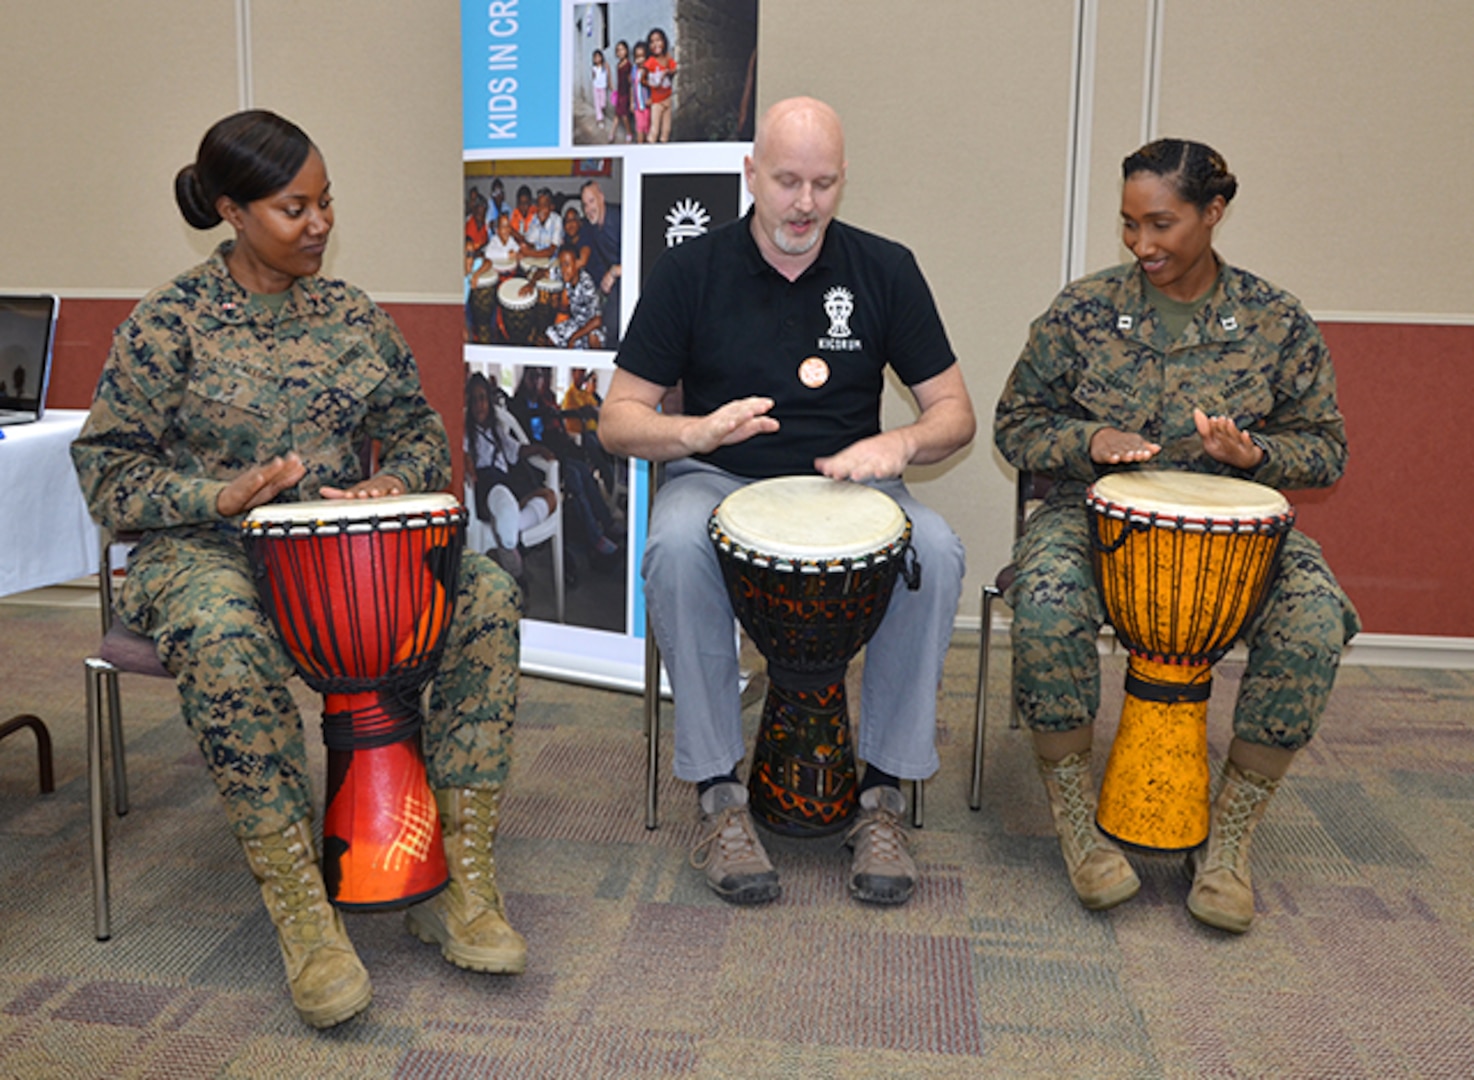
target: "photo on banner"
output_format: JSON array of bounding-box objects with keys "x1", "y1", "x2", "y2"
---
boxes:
[
  {"x1": 570, "y1": 1, "x2": 759, "y2": 146},
  {"x1": 462, "y1": 359, "x2": 628, "y2": 634},
  {"x1": 462, "y1": 0, "x2": 758, "y2": 690},
  {"x1": 463, "y1": 158, "x2": 623, "y2": 350}
]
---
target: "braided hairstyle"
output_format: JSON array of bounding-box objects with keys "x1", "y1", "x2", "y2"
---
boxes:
[
  {"x1": 174, "y1": 110, "x2": 314, "y2": 230},
  {"x1": 1122, "y1": 139, "x2": 1237, "y2": 210}
]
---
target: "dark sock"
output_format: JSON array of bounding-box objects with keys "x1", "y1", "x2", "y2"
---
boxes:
[
  {"x1": 697, "y1": 771, "x2": 740, "y2": 796},
  {"x1": 858, "y1": 765, "x2": 901, "y2": 794}
]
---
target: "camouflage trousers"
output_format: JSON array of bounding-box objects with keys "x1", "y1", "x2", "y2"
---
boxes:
[
  {"x1": 1004, "y1": 499, "x2": 1361, "y2": 749},
  {"x1": 117, "y1": 529, "x2": 520, "y2": 839}
]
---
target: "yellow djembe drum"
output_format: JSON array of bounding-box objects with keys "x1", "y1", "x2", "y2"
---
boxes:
[{"x1": 1087, "y1": 471, "x2": 1294, "y2": 850}]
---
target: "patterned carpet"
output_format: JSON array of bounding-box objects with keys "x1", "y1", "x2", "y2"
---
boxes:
[{"x1": 2, "y1": 597, "x2": 1473, "y2": 1079}]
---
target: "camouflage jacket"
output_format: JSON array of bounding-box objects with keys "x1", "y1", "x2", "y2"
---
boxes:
[
  {"x1": 72, "y1": 243, "x2": 449, "y2": 536},
  {"x1": 994, "y1": 261, "x2": 1347, "y2": 496}
]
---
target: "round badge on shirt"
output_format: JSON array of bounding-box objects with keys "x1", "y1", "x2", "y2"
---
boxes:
[{"x1": 798, "y1": 356, "x2": 830, "y2": 389}]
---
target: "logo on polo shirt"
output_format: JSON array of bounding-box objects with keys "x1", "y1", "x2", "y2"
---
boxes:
[
  {"x1": 817, "y1": 286, "x2": 862, "y2": 351},
  {"x1": 663, "y1": 198, "x2": 711, "y2": 248}
]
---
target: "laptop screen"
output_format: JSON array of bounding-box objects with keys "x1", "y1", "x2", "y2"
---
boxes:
[{"x1": 0, "y1": 294, "x2": 58, "y2": 424}]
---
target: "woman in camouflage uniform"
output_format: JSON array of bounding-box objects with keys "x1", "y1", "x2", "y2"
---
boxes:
[
  {"x1": 71, "y1": 111, "x2": 525, "y2": 1027},
  {"x1": 994, "y1": 139, "x2": 1360, "y2": 933}
]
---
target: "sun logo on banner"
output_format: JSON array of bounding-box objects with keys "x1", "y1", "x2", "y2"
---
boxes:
[{"x1": 664, "y1": 197, "x2": 712, "y2": 247}]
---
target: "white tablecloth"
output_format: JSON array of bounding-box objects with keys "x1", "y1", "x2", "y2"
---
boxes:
[{"x1": 0, "y1": 409, "x2": 99, "y2": 597}]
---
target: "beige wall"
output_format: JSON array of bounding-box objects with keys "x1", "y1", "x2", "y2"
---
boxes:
[
  {"x1": 0, "y1": 0, "x2": 463, "y2": 301},
  {"x1": 2, "y1": 0, "x2": 1471, "y2": 620}
]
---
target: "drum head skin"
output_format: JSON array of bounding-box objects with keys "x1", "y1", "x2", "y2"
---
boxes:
[
  {"x1": 1090, "y1": 471, "x2": 1290, "y2": 529},
  {"x1": 714, "y1": 477, "x2": 907, "y2": 560},
  {"x1": 243, "y1": 493, "x2": 462, "y2": 534},
  {"x1": 498, "y1": 277, "x2": 535, "y2": 310}
]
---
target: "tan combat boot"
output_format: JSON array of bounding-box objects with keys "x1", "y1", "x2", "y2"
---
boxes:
[
  {"x1": 1187, "y1": 760, "x2": 1280, "y2": 933},
  {"x1": 240, "y1": 818, "x2": 372, "y2": 1029},
  {"x1": 405, "y1": 786, "x2": 527, "y2": 973},
  {"x1": 1036, "y1": 751, "x2": 1141, "y2": 910}
]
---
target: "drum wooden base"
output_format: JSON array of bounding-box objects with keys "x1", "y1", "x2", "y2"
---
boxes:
[
  {"x1": 1096, "y1": 658, "x2": 1211, "y2": 851},
  {"x1": 321, "y1": 691, "x2": 449, "y2": 911},
  {"x1": 748, "y1": 672, "x2": 858, "y2": 838}
]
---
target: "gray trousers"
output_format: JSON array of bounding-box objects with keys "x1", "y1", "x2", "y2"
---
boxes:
[{"x1": 643, "y1": 459, "x2": 965, "y2": 783}]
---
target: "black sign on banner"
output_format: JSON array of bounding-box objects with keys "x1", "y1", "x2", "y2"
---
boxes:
[{"x1": 639, "y1": 173, "x2": 743, "y2": 286}]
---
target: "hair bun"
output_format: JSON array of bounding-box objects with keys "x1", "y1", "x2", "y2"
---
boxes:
[{"x1": 174, "y1": 164, "x2": 223, "y2": 230}]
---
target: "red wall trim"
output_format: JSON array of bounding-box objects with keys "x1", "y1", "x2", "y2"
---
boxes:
[
  {"x1": 1304, "y1": 323, "x2": 1474, "y2": 637},
  {"x1": 46, "y1": 300, "x2": 1474, "y2": 637},
  {"x1": 49, "y1": 298, "x2": 469, "y2": 496}
]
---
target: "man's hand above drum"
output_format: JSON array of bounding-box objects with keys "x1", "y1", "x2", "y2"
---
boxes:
[
  {"x1": 217, "y1": 452, "x2": 308, "y2": 517},
  {"x1": 598, "y1": 370, "x2": 778, "y2": 463},
  {"x1": 1193, "y1": 407, "x2": 1265, "y2": 471},
  {"x1": 815, "y1": 430, "x2": 911, "y2": 482},
  {"x1": 679, "y1": 396, "x2": 780, "y2": 455},
  {"x1": 1090, "y1": 427, "x2": 1162, "y2": 465}
]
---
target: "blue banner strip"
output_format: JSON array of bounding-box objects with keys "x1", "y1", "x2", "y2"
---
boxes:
[{"x1": 461, "y1": 0, "x2": 561, "y2": 150}]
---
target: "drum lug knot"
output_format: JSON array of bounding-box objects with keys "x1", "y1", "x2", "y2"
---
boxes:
[{"x1": 900, "y1": 543, "x2": 922, "y2": 591}]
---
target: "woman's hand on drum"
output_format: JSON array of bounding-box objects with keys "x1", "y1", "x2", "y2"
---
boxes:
[
  {"x1": 320, "y1": 472, "x2": 408, "y2": 500},
  {"x1": 1090, "y1": 427, "x2": 1161, "y2": 465},
  {"x1": 216, "y1": 452, "x2": 307, "y2": 517},
  {"x1": 1193, "y1": 408, "x2": 1264, "y2": 470},
  {"x1": 680, "y1": 396, "x2": 779, "y2": 454}
]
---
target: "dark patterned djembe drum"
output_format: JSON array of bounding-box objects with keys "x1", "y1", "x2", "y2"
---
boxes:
[
  {"x1": 708, "y1": 477, "x2": 920, "y2": 837},
  {"x1": 497, "y1": 277, "x2": 539, "y2": 346}
]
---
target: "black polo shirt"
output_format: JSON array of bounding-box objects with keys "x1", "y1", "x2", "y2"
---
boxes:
[{"x1": 616, "y1": 210, "x2": 957, "y2": 478}]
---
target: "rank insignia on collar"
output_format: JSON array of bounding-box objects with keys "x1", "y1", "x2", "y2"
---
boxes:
[
  {"x1": 1220, "y1": 315, "x2": 1238, "y2": 331},
  {"x1": 1117, "y1": 314, "x2": 1133, "y2": 331}
]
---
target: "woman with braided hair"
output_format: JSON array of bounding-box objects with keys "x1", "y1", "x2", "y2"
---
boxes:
[{"x1": 994, "y1": 138, "x2": 1360, "y2": 932}]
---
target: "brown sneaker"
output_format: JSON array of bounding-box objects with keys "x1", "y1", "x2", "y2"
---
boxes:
[
  {"x1": 690, "y1": 783, "x2": 781, "y2": 904},
  {"x1": 845, "y1": 785, "x2": 917, "y2": 906}
]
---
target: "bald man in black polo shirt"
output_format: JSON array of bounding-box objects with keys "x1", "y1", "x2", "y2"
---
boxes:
[{"x1": 600, "y1": 96, "x2": 975, "y2": 907}]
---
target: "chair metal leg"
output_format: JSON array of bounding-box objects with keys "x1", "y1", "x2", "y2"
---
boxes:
[
  {"x1": 551, "y1": 526, "x2": 566, "y2": 624},
  {"x1": 85, "y1": 658, "x2": 114, "y2": 941},
  {"x1": 971, "y1": 583, "x2": 1001, "y2": 810},
  {"x1": 643, "y1": 630, "x2": 662, "y2": 830},
  {"x1": 105, "y1": 671, "x2": 128, "y2": 816},
  {"x1": 910, "y1": 779, "x2": 924, "y2": 828},
  {"x1": 0, "y1": 714, "x2": 53, "y2": 794}
]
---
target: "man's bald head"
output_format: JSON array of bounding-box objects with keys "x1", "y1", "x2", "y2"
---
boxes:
[
  {"x1": 745, "y1": 97, "x2": 848, "y2": 270},
  {"x1": 752, "y1": 97, "x2": 846, "y2": 169}
]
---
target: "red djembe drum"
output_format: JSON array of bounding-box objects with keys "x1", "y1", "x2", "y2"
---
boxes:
[
  {"x1": 1087, "y1": 471, "x2": 1294, "y2": 850},
  {"x1": 242, "y1": 493, "x2": 466, "y2": 910},
  {"x1": 708, "y1": 477, "x2": 920, "y2": 837}
]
